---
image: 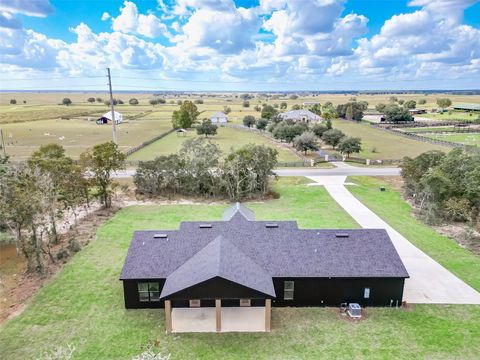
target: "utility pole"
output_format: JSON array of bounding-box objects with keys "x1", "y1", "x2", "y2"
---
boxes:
[
  {"x1": 107, "y1": 67, "x2": 117, "y2": 144},
  {"x1": 0, "y1": 129, "x2": 6, "y2": 158}
]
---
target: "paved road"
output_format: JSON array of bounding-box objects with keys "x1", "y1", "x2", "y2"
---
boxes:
[
  {"x1": 308, "y1": 176, "x2": 480, "y2": 304},
  {"x1": 114, "y1": 164, "x2": 401, "y2": 178}
]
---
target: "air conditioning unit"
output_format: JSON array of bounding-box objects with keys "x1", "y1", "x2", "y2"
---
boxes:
[{"x1": 347, "y1": 303, "x2": 362, "y2": 318}]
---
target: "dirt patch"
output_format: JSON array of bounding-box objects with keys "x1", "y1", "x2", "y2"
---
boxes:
[
  {"x1": 432, "y1": 223, "x2": 480, "y2": 255},
  {"x1": 0, "y1": 206, "x2": 119, "y2": 324},
  {"x1": 376, "y1": 175, "x2": 404, "y2": 191}
]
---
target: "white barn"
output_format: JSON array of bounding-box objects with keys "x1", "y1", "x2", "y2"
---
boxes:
[
  {"x1": 210, "y1": 111, "x2": 228, "y2": 123},
  {"x1": 278, "y1": 109, "x2": 322, "y2": 123},
  {"x1": 103, "y1": 110, "x2": 123, "y2": 124}
]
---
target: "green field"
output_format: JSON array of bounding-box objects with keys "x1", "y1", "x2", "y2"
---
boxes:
[
  {"x1": 331, "y1": 120, "x2": 450, "y2": 159},
  {"x1": 1, "y1": 92, "x2": 478, "y2": 160},
  {"x1": 1, "y1": 177, "x2": 480, "y2": 359},
  {"x1": 347, "y1": 176, "x2": 480, "y2": 291},
  {"x1": 423, "y1": 133, "x2": 480, "y2": 146},
  {"x1": 128, "y1": 126, "x2": 301, "y2": 163}
]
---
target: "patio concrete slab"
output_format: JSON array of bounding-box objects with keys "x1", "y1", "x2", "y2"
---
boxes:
[
  {"x1": 307, "y1": 176, "x2": 480, "y2": 305},
  {"x1": 171, "y1": 307, "x2": 266, "y2": 333}
]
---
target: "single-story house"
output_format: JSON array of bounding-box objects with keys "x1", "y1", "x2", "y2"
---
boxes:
[
  {"x1": 120, "y1": 203, "x2": 409, "y2": 332},
  {"x1": 452, "y1": 103, "x2": 480, "y2": 112},
  {"x1": 408, "y1": 109, "x2": 427, "y2": 115},
  {"x1": 98, "y1": 110, "x2": 123, "y2": 125},
  {"x1": 278, "y1": 109, "x2": 322, "y2": 123},
  {"x1": 302, "y1": 101, "x2": 320, "y2": 107},
  {"x1": 210, "y1": 111, "x2": 228, "y2": 123}
]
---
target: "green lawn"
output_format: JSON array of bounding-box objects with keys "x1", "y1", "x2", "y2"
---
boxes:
[
  {"x1": 424, "y1": 133, "x2": 480, "y2": 146},
  {"x1": 2, "y1": 177, "x2": 480, "y2": 359},
  {"x1": 331, "y1": 120, "x2": 450, "y2": 160},
  {"x1": 128, "y1": 126, "x2": 301, "y2": 163},
  {"x1": 347, "y1": 176, "x2": 480, "y2": 292}
]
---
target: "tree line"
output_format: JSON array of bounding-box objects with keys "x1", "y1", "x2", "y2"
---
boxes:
[
  {"x1": 134, "y1": 138, "x2": 278, "y2": 201},
  {"x1": 0, "y1": 142, "x2": 125, "y2": 274},
  {"x1": 402, "y1": 148, "x2": 480, "y2": 227}
]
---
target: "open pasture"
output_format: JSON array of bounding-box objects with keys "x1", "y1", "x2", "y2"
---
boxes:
[
  {"x1": 1, "y1": 92, "x2": 478, "y2": 160},
  {"x1": 423, "y1": 132, "x2": 480, "y2": 146},
  {"x1": 331, "y1": 120, "x2": 450, "y2": 160},
  {"x1": 1, "y1": 116, "x2": 172, "y2": 159},
  {"x1": 128, "y1": 126, "x2": 301, "y2": 162}
]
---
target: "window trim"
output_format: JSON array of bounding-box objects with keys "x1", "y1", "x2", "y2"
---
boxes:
[
  {"x1": 364, "y1": 287, "x2": 370, "y2": 299},
  {"x1": 284, "y1": 280, "x2": 295, "y2": 300},
  {"x1": 138, "y1": 282, "x2": 160, "y2": 302}
]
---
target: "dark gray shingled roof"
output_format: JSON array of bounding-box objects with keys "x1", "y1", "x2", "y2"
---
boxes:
[
  {"x1": 160, "y1": 235, "x2": 275, "y2": 299},
  {"x1": 120, "y1": 205, "x2": 409, "y2": 287},
  {"x1": 222, "y1": 202, "x2": 255, "y2": 221}
]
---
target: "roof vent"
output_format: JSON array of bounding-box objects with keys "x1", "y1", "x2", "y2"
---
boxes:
[
  {"x1": 199, "y1": 224, "x2": 212, "y2": 229},
  {"x1": 265, "y1": 223, "x2": 279, "y2": 228},
  {"x1": 335, "y1": 233, "x2": 349, "y2": 238},
  {"x1": 153, "y1": 234, "x2": 168, "y2": 239}
]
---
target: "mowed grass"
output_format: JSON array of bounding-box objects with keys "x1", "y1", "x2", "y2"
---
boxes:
[
  {"x1": 128, "y1": 126, "x2": 301, "y2": 162},
  {"x1": 347, "y1": 176, "x2": 480, "y2": 292},
  {"x1": 424, "y1": 132, "x2": 480, "y2": 146},
  {"x1": 1, "y1": 177, "x2": 480, "y2": 359},
  {"x1": 331, "y1": 120, "x2": 450, "y2": 159}
]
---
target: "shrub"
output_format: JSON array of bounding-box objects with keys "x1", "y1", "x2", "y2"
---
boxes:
[{"x1": 129, "y1": 98, "x2": 139, "y2": 105}]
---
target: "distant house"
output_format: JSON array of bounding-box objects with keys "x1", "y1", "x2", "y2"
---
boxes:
[
  {"x1": 452, "y1": 103, "x2": 480, "y2": 112},
  {"x1": 302, "y1": 101, "x2": 320, "y2": 107},
  {"x1": 210, "y1": 111, "x2": 228, "y2": 123},
  {"x1": 97, "y1": 110, "x2": 123, "y2": 125},
  {"x1": 408, "y1": 109, "x2": 427, "y2": 115},
  {"x1": 278, "y1": 109, "x2": 322, "y2": 123},
  {"x1": 120, "y1": 203, "x2": 409, "y2": 333}
]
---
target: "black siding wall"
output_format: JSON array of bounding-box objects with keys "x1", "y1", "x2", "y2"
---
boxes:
[
  {"x1": 272, "y1": 277, "x2": 405, "y2": 307},
  {"x1": 122, "y1": 277, "x2": 405, "y2": 309},
  {"x1": 123, "y1": 279, "x2": 165, "y2": 309}
]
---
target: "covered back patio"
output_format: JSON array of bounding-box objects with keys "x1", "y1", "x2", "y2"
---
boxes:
[
  {"x1": 166, "y1": 299, "x2": 271, "y2": 333},
  {"x1": 160, "y1": 236, "x2": 275, "y2": 333}
]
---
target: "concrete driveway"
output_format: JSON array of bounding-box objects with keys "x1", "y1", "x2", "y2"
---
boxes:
[
  {"x1": 171, "y1": 307, "x2": 266, "y2": 333},
  {"x1": 308, "y1": 176, "x2": 480, "y2": 304}
]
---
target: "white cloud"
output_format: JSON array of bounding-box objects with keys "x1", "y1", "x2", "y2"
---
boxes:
[
  {"x1": 0, "y1": 27, "x2": 64, "y2": 69},
  {"x1": 352, "y1": 2, "x2": 480, "y2": 80},
  {"x1": 0, "y1": 0, "x2": 53, "y2": 17},
  {"x1": 172, "y1": 0, "x2": 235, "y2": 16},
  {"x1": 174, "y1": 5, "x2": 261, "y2": 54},
  {"x1": 0, "y1": 11, "x2": 22, "y2": 29},
  {"x1": 112, "y1": 1, "x2": 167, "y2": 38},
  {"x1": 0, "y1": 0, "x2": 479, "y2": 89},
  {"x1": 58, "y1": 23, "x2": 165, "y2": 72}
]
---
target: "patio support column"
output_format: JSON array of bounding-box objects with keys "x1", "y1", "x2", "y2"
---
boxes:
[
  {"x1": 165, "y1": 300, "x2": 172, "y2": 333},
  {"x1": 215, "y1": 299, "x2": 222, "y2": 333},
  {"x1": 265, "y1": 299, "x2": 271, "y2": 332}
]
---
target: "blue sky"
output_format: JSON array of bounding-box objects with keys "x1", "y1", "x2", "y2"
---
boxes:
[{"x1": 1, "y1": 0, "x2": 479, "y2": 91}]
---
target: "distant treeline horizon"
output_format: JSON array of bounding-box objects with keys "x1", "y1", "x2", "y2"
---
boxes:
[{"x1": 1, "y1": 89, "x2": 479, "y2": 95}]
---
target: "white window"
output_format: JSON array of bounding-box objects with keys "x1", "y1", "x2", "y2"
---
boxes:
[
  {"x1": 284, "y1": 281, "x2": 295, "y2": 300},
  {"x1": 240, "y1": 299, "x2": 251, "y2": 307},
  {"x1": 364, "y1": 287, "x2": 370, "y2": 299},
  {"x1": 138, "y1": 282, "x2": 160, "y2": 302},
  {"x1": 189, "y1": 299, "x2": 201, "y2": 307}
]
